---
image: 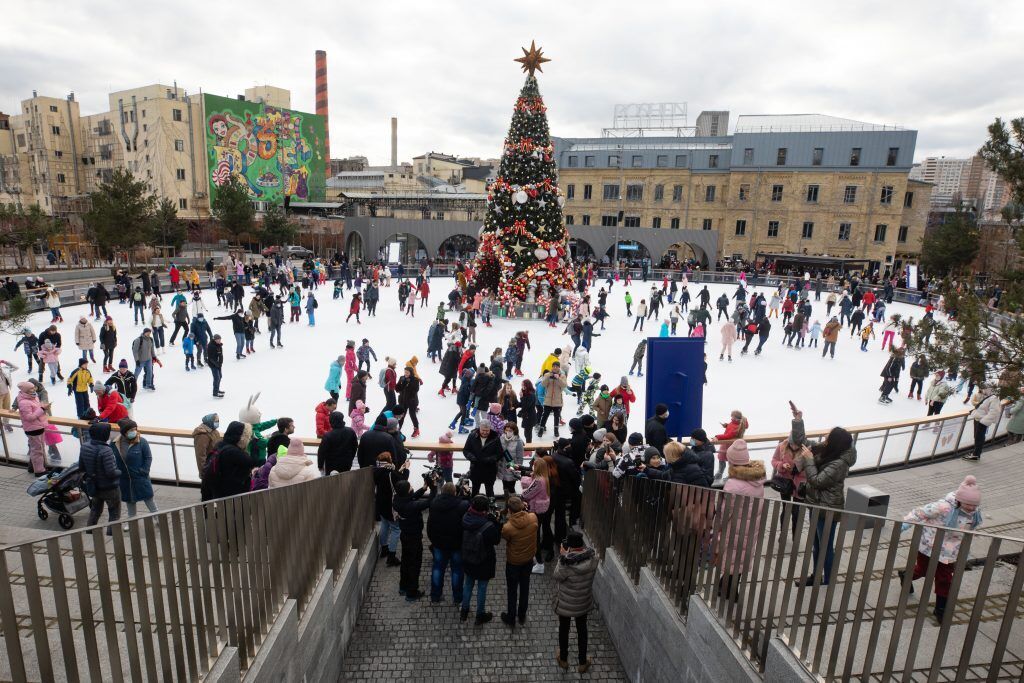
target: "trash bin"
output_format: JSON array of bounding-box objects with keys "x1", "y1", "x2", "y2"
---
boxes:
[{"x1": 845, "y1": 485, "x2": 889, "y2": 528}]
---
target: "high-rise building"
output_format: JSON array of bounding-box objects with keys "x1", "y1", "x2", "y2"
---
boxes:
[{"x1": 909, "y1": 154, "x2": 1009, "y2": 217}]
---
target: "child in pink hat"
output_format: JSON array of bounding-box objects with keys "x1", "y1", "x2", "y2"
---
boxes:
[
  {"x1": 427, "y1": 430, "x2": 455, "y2": 482},
  {"x1": 900, "y1": 475, "x2": 983, "y2": 623}
]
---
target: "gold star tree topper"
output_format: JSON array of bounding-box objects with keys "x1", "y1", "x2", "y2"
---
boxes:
[{"x1": 515, "y1": 41, "x2": 551, "y2": 77}]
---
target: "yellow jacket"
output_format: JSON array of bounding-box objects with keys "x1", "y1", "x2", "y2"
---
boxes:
[
  {"x1": 540, "y1": 353, "x2": 559, "y2": 375},
  {"x1": 66, "y1": 366, "x2": 94, "y2": 393}
]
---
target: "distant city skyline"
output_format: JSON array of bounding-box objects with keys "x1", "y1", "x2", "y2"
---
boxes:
[{"x1": 2, "y1": 0, "x2": 1021, "y2": 166}]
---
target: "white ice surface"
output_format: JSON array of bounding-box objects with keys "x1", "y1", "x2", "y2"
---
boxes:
[{"x1": 8, "y1": 277, "x2": 966, "y2": 482}]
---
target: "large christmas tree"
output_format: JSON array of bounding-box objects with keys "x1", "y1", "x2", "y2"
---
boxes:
[{"x1": 475, "y1": 42, "x2": 575, "y2": 306}]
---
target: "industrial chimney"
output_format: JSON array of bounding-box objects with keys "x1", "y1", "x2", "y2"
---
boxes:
[
  {"x1": 315, "y1": 50, "x2": 330, "y2": 157},
  {"x1": 390, "y1": 117, "x2": 398, "y2": 168}
]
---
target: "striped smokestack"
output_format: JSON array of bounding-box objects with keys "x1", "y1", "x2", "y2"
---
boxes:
[
  {"x1": 391, "y1": 117, "x2": 398, "y2": 167},
  {"x1": 315, "y1": 50, "x2": 330, "y2": 157}
]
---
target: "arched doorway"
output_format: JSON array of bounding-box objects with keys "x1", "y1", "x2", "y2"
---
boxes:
[
  {"x1": 345, "y1": 231, "x2": 364, "y2": 263},
  {"x1": 437, "y1": 234, "x2": 478, "y2": 263},
  {"x1": 568, "y1": 237, "x2": 596, "y2": 263},
  {"x1": 380, "y1": 233, "x2": 428, "y2": 265},
  {"x1": 605, "y1": 240, "x2": 650, "y2": 266},
  {"x1": 662, "y1": 242, "x2": 708, "y2": 268}
]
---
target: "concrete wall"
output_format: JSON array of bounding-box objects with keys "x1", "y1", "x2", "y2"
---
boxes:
[{"x1": 592, "y1": 548, "x2": 813, "y2": 683}]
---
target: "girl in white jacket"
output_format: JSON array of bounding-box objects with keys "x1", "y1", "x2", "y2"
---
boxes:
[
  {"x1": 963, "y1": 386, "x2": 1001, "y2": 461},
  {"x1": 269, "y1": 437, "x2": 320, "y2": 488}
]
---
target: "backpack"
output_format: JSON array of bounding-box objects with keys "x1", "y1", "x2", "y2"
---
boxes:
[
  {"x1": 378, "y1": 367, "x2": 388, "y2": 389},
  {"x1": 461, "y1": 520, "x2": 492, "y2": 565},
  {"x1": 133, "y1": 292, "x2": 142, "y2": 303},
  {"x1": 313, "y1": 299, "x2": 319, "y2": 309}
]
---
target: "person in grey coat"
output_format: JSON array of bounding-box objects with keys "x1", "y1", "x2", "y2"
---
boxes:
[
  {"x1": 553, "y1": 531, "x2": 599, "y2": 673},
  {"x1": 131, "y1": 329, "x2": 156, "y2": 391}
]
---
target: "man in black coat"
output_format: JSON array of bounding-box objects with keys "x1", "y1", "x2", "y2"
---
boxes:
[
  {"x1": 207, "y1": 335, "x2": 224, "y2": 397},
  {"x1": 393, "y1": 478, "x2": 436, "y2": 600},
  {"x1": 567, "y1": 418, "x2": 591, "y2": 467},
  {"x1": 203, "y1": 421, "x2": 254, "y2": 500},
  {"x1": 80, "y1": 422, "x2": 122, "y2": 532},
  {"x1": 427, "y1": 483, "x2": 471, "y2": 602},
  {"x1": 550, "y1": 439, "x2": 582, "y2": 545},
  {"x1": 645, "y1": 403, "x2": 670, "y2": 455},
  {"x1": 463, "y1": 421, "x2": 502, "y2": 497},
  {"x1": 357, "y1": 414, "x2": 396, "y2": 469},
  {"x1": 317, "y1": 411, "x2": 357, "y2": 474},
  {"x1": 266, "y1": 417, "x2": 294, "y2": 460}
]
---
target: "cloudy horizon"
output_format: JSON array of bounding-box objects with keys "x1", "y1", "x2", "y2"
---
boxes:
[{"x1": 2, "y1": 0, "x2": 1021, "y2": 166}]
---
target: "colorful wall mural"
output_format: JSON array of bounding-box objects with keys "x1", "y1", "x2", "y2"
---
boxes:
[{"x1": 203, "y1": 93, "x2": 326, "y2": 205}]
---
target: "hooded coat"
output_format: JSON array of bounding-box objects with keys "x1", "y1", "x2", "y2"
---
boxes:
[
  {"x1": 317, "y1": 412, "x2": 358, "y2": 474},
  {"x1": 113, "y1": 433, "x2": 155, "y2": 503},
  {"x1": 462, "y1": 507, "x2": 501, "y2": 580},
  {"x1": 502, "y1": 510, "x2": 539, "y2": 565},
  {"x1": 552, "y1": 547, "x2": 599, "y2": 617},
  {"x1": 427, "y1": 493, "x2": 471, "y2": 551},
  {"x1": 75, "y1": 320, "x2": 97, "y2": 350},
  {"x1": 357, "y1": 417, "x2": 396, "y2": 469},
  {"x1": 206, "y1": 421, "x2": 254, "y2": 500},
  {"x1": 799, "y1": 439, "x2": 857, "y2": 509},
  {"x1": 192, "y1": 415, "x2": 221, "y2": 477},
  {"x1": 269, "y1": 439, "x2": 320, "y2": 489}
]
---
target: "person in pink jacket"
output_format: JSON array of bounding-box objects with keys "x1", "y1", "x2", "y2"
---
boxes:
[
  {"x1": 719, "y1": 320, "x2": 737, "y2": 362},
  {"x1": 689, "y1": 322, "x2": 704, "y2": 338},
  {"x1": 269, "y1": 437, "x2": 320, "y2": 488},
  {"x1": 716, "y1": 439, "x2": 765, "y2": 601},
  {"x1": 427, "y1": 430, "x2": 455, "y2": 482},
  {"x1": 713, "y1": 410, "x2": 748, "y2": 481},
  {"x1": 38, "y1": 340, "x2": 61, "y2": 384},
  {"x1": 520, "y1": 456, "x2": 552, "y2": 574},
  {"x1": 344, "y1": 341, "x2": 357, "y2": 400},
  {"x1": 770, "y1": 416, "x2": 808, "y2": 540},
  {"x1": 350, "y1": 399, "x2": 369, "y2": 438},
  {"x1": 16, "y1": 381, "x2": 50, "y2": 474}
]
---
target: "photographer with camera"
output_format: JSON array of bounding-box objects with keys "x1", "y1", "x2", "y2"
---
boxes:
[
  {"x1": 393, "y1": 475, "x2": 437, "y2": 601},
  {"x1": 461, "y1": 495, "x2": 501, "y2": 624},
  {"x1": 500, "y1": 496, "x2": 539, "y2": 628},
  {"x1": 427, "y1": 482, "x2": 470, "y2": 603},
  {"x1": 374, "y1": 452, "x2": 409, "y2": 566},
  {"x1": 463, "y1": 419, "x2": 502, "y2": 497},
  {"x1": 550, "y1": 438, "x2": 582, "y2": 546}
]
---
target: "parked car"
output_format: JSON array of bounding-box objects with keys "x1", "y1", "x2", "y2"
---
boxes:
[{"x1": 261, "y1": 245, "x2": 313, "y2": 259}]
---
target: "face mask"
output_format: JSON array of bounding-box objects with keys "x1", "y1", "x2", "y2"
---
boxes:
[
  {"x1": 663, "y1": 412, "x2": 670, "y2": 419},
  {"x1": 125, "y1": 430, "x2": 138, "y2": 440},
  {"x1": 212, "y1": 420, "x2": 220, "y2": 430},
  {"x1": 689, "y1": 440, "x2": 697, "y2": 447}
]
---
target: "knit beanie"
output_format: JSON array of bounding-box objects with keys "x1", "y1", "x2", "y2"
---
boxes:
[
  {"x1": 691, "y1": 428, "x2": 709, "y2": 444},
  {"x1": 627, "y1": 432, "x2": 644, "y2": 446},
  {"x1": 93, "y1": 382, "x2": 107, "y2": 393},
  {"x1": 17, "y1": 381, "x2": 36, "y2": 393},
  {"x1": 592, "y1": 428, "x2": 607, "y2": 443},
  {"x1": 955, "y1": 475, "x2": 981, "y2": 506},
  {"x1": 726, "y1": 439, "x2": 750, "y2": 466},
  {"x1": 487, "y1": 402, "x2": 500, "y2": 414},
  {"x1": 286, "y1": 436, "x2": 306, "y2": 459},
  {"x1": 439, "y1": 430, "x2": 454, "y2": 445}
]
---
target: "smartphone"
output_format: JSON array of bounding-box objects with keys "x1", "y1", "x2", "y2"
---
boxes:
[{"x1": 789, "y1": 400, "x2": 797, "y2": 413}]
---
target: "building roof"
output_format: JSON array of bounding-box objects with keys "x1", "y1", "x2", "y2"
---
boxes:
[
  {"x1": 462, "y1": 166, "x2": 494, "y2": 181},
  {"x1": 755, "y1": 252, "x2": 872, "y2": 266},
  {"x1": 734, "y1": 114, "x2": 902, "y2": 133},
  {"x1": 339, "y1": 191, "x2": 487, "y2": 201},
  {"x1": 287, "y1": 202, "x2": 344, "y2": 209}
]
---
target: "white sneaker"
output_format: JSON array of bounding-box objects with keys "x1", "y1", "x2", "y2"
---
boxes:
[{"x1": 531, "y1": 563, "x2": 545, "y2": 575}]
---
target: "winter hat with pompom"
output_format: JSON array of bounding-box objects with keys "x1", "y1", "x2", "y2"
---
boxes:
[
  {"x1": 488, "y1": 403, "x2": 501, "y2": 414},
  {"x1": 439, "y1": 431, "x2": 454, "y2": 445},
  {"x1": 17, "y1": 381, "x2": 36, "y2": 393},
  {"x1": 955, "y1": 475, "x2": 981, "y2": 506},
  {"x1": 726, "y1": 439, "x2": 750, "y2": 466}
]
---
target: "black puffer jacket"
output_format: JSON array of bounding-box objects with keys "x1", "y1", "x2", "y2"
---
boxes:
[
  {"x1": 644, "y1": 450, "x2": 707, "y2": 487},
  {"x1": 317, "y1": 411, "x2": 357, "y2": 474},
  {"x1": 357, "y1": 420, "x2": 396, "y2": 469},
  {"x1": 463, "y1": 429, "x2": 502, "y2": 474},
  {"x1": 462, "y1": 508, "x2": 500, "y2": 580},
  {"x1": 393, "y1": 489, "x2": 434, "y2": 535},
  {"x1": 79, "y1": 423, "x2": 121, "y2": 492},
  {"x1": 645, "y1": 416, "x2": 669, "y2": 454},
  {"x1": 203, "y1": 421, "x2": 253, "y2": 500},
  {"x1": 427, "y1": 493, "x2": 470, "y2": 551},
  {"x1": 373, "y1": 463, "x2": 408, "y2": 520}
]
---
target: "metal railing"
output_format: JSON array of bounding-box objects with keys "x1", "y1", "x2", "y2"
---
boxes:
[
  {"x1": 0, "y1": 405, "x2": 1008, "y2": 487},
  {"x1": 581, "y1": 470, "x2": 1024, "y2": 681},
  {"x1": 0, "y1": 467, "x2": 375, "y2": 681}
]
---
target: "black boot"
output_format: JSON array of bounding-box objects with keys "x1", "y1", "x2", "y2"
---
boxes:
[
  {"x1": 898, "y1": 569, "x2": 915, "y2": 595},
  {"x1": 933, "y1": 595, "x2": 947, "y2": 623},
  {"x1": 380, "y1": 545, "x2": 390, "y2": 558},
  {"x1": 386, "y1": 551, "x2": 402, "y2": 567}
]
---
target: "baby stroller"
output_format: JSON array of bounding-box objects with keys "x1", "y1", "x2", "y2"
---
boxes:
[{"x1": 28, "y1": 462, "x2": 92, "y2": 529}]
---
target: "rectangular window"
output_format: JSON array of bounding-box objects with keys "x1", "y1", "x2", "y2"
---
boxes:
[
  {"x1": 887, "y1": 147, "x2": 899, "y2": 166},
  {"x1": 767, "y1": 221, "x2": 780, "y2": 238},
  {"x1": 631, "y1": 155, "x2": 643, "y2": 168},
  {"x1": 812, "y1": 147, "x2": 824, "y2": 166},
  {"x1": 705, "y1": 185, "x2": 716, "y2": 202},
  {"x1": 51, "y1": 125, "x2": 60, "y2": 135},
  {"x1": 743, "y1": 148, "x2": 754, "y2": 165},
  {"x1": 738, "y1": 184, "x2": 750, "y2": 201},
  {"x1": 176, "y1": 168, "x2": 186, "y2": 180},
  {"x1": 838, "y1": 223, "x2": 852, "y2": 241},
  {"x1": 880, "y1": 185, "x2": 893, "y2": 205},
  {"x1": 54, "y1": 150, "x2": 62, "y2": 158},
  {"x1": 708, "y1": 154, "x2": 719, "y2": 168},
  {"x1": 771, "y1": 184, "x2": 784, "y2": 202},
  {"x1": 897, "y1": 225, "x2": 909, "y2": 243},
  {"x1": 735, "y1": 219, "x2": 746, "y2": 236},
  {"x1": 49, "y1": 105, "x2": 58, "y2": 112},
  {"x1": 626, "y1": 183, "x2": 643, "y2": 201},
  {"x1": 702, "y1": 218, "x2": 713, "y2": 231},
  {"x1": 654, "y1": 184, "x2": 664, "y2": 202},
  {"x1": 143, "y1": 123, "x2": 148, "y2": 132},
  {"x1": 843, "y1": 185, "x2": 857, "y2": 204},
  {"x1": 56, "y1": 173, "x2": 66, "y2": 183},
  {"x1": 904, "y1": 191, "x2": 914, "y2": 208},
  {"x1": 802, "y1": 221, "x2": 814, "y2": 239},
  {"x1": 652, "y1": 217, "x2": 661, "y2": 228},
  {"x1": 584, "y1": 155, "x2": 595, "y2": 167},
  {"x1": 172, "y1": 109, "x2": 183, "y2": 122},
  {"x1": 776, "y1": 148, "x2": 787, "y2": 165},
  {"x1": 567, "y1": 155, "x2": 578, "y2": 167},
  {"x1": 566, "y1": 184, "x2": 575, "y2": 199},
  {"x1": 806, "y1": 184, "x2": 819, "y2": 202},
  {"x1": 656, "y1": 155, "x2": 668, "y2": 168},
  {"x1": 582, "y1": 215, "x2": 591, "y2": 226},
  {"x1": 672, "y1": 184, "x2": 683, "y2": 202},
  {"x1": 583, "y1": 184, "x2": 593, "y2": 200},
  {"x1": 565, "y1": 215, "x2": 575, "y2": 225},
  {"x1": 179, "y1": 198, "x2": 188, "y2": 210},
  {"x1": 624, "y1": 216, "x2": 641, "y2": 227},
  {"x1": 674, "y1": 154, "x2": 687, "y2": 167},
  {"x1": 849, "y1": 147, "x2": 861, "y2": 166},
  {"x1": 601, "y1": 215, "x2": 618, "y2": 227},
  {"x1": 670, "y1": 218, "x2": 680, "y2": 229},
  {"x1": 874, "y1": 224, "x2": 887, "y2": 242},
  {"x1": 608, "y1": 154, "x2": 620, "y2": 167},
  {"x1": 603, "y1": 184, "x2": 620, "y2": 201}
]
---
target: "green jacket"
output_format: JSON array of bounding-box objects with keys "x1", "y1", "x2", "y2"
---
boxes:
[
  {"x1": 1008, "y1": 399, "x2": 1024, "y2": 435},
  {"x1": 247, "y1": 418, "x2": 278, "y2": 466},
  {"x1": 796, "y1": 419, "x2": 857, "y2": 510}
]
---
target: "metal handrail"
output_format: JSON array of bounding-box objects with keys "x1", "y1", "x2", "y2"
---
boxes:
[
  {"x1": 0, "y1": 467, "x2": 375, "y2": 681},
  {"x1": 581, "y1": 470, "x2": 1024, "y2": 680}
]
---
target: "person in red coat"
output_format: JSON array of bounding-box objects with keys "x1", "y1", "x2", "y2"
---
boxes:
[
  {"x1": 712, "y1": 410, "x2": 748, "y2": 481},
  {"x1": 94, "y1": 382, "x2": 129, "y2": 423},
  {"x1": 418, "y1": 280, "x2": 430, "y2": 307},
  {"x1": 315, "y1": 397, "x2": 337, "y2": 438},
  {"x1": 608, "y1": 377, "x2": 636, "y2": 418}
]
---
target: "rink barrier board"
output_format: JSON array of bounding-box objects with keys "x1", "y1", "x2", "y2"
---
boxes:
[{"x1": 0, "y1": 405, "x2": 1009, "y2": 487}]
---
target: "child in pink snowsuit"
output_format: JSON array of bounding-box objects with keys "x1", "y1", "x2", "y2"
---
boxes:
[
  {"x1": 344, "y1": 342, "x2": 357, "y2": 399},
  {"x1": 350, "y1": 399, "x2": 369, "y2": 438},
  {"x1": 427, "y1": 430, "x2": 455, "y2": 482}
]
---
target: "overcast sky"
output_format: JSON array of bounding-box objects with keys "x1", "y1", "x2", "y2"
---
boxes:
[{"x1": 3, "y1": 0, "x2": 1021, "y2": 166}]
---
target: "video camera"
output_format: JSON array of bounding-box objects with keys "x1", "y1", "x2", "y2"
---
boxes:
[{"x1": 423, "y1": 464, "x2": 445, "y2": 488}]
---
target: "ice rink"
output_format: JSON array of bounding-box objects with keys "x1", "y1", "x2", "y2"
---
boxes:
[{"x1": 3, "y1": 275, "x2": 956, "y2": 481}]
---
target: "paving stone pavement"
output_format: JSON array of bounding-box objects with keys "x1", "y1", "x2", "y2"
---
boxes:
[{"x1": 339, "y1": 529, "x2": 627, "y2": 681}]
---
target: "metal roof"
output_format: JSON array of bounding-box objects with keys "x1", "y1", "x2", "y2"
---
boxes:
[
  {"x1": 339, "y1": 191, "x2": 487, "y2": 200},
  {"x1": 735, "y1": 114, "x2": 903, "y2": 133}
]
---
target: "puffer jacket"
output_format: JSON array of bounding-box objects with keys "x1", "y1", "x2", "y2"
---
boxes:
[
  {"x1": 268, "y1": 454, "x2": 320, "y2": 488},
  {"x1": 970, "y1": 392, "x2": 1002, "y2": 427},
  {"x1": 112, "y1": 435, "x2": 155, "y2": 503},
  {"x1": 16, "y1": 388, "x2": 49, "y2": 433},
  {"x1": 462, "y1": 507, "x2": 500, "y2": 580},
  {"x1": 552, "y1": 547, "x2": 599, "y2": 617},
  {"x1": 799, "y1": 445, "x2": 857, "y2": 509},
  {"x1": 427, "y1": 493, "x2": 470, "y2": 551},
  {"x1": 75, "y1": 321, "x2": 97, "y2": 350},
  {"x1": 502, "y1": 510, "x2": 539, "y2": 565},
  {"x1": 520, "y1": 475, "x2": 550, "y2": 514},
  {"x1": 80, "y1": 423, "x2": 121, "y2": 492},
  {"x1": 541, "y1": 372, "x2": 567, "y2": 407},
  {"x1": 903, "y1": 492, "x2": 982, "y2": 564},
  {"x1": 717, "y1": 460, "x2": 766, "y2": 574}
]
